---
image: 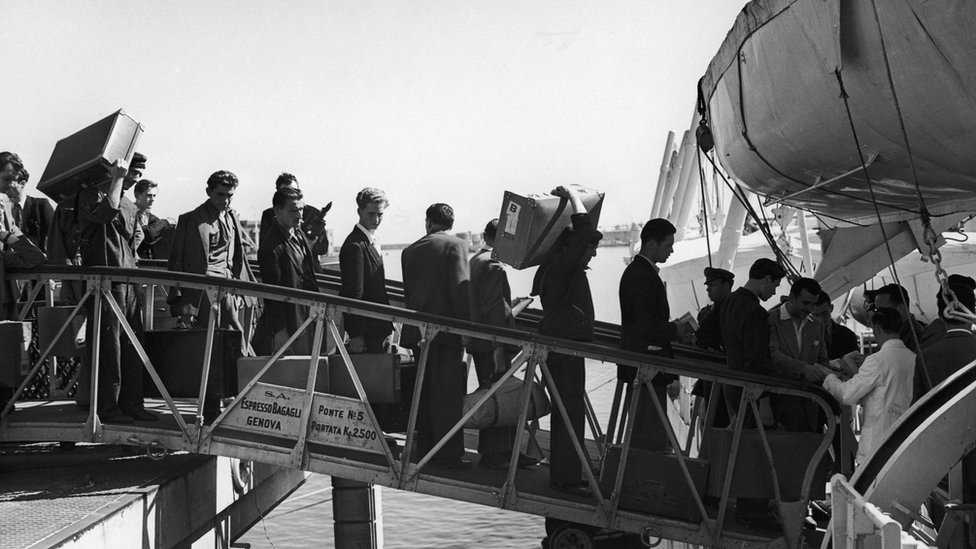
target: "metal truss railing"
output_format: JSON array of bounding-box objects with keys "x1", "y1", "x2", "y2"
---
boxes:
[{"x1": 1, "y1": 265, "x2": 841, "y2": 546}]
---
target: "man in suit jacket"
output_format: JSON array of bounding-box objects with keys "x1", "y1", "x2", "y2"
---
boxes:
[
  {"x1": 259, "y1": 173, "x2": 328, "y2": 258},
  {"x1": 619, "y1": 219, "x2": 678, "y2": 452},
  {"x1": 130, "y1": 179, "x2": 174, "y2": 259},
  {"x1": 339, "y1": 187, "x2": 392, "y2": 353},
  {"x1": 916, "y1": 282, "x2": 976, "y2": 500},
  {"x1": 768, "y1": 277, "x2": 832, "y2": 432},
  {"x1": 468, "y1": 218, "x2": 537, "y2": 470},
  {"x1": 253, "y1": 187, "x2": 320, "y2": 355},
  {"x1": 5, "y1": 169, "x2": 54, "y2": 253},
  {"x1": 167, "y1": 171, "x2": 257, "y2": 340},
  {"x1": 0, "y1": 152, "x2": 24, "y2": 237},
  {"x1": 401, "y1": 203, "x2": 472, "y2": 469}
]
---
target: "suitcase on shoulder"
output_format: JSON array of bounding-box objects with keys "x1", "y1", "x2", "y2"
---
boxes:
[
  {"x1": 37, "y1": 110, "x2": 144, "y2": 204},
  {"x1": 494, "y1": 185, "x2": 604, "y2": 269},
  {"x1": 143, "y1": 329, "x2": 241, "y2": 398}
]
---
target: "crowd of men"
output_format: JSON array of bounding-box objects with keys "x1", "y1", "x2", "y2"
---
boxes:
[{"x1": 3, "y1": 148, "x2": 975, "y2": 508}]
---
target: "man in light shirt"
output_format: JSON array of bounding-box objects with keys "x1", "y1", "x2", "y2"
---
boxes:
[{"x1": 823, "y1": 307, "x2": 915, "y2": 466}]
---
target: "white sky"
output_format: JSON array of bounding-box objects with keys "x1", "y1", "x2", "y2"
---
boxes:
[{"x1": 1, "y1": 0, "x2": 746, "y2": 242}]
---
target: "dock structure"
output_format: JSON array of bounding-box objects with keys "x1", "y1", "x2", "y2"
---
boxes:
[{"x1": 1, "y1": 264, "x2": 971, "y2": 548}]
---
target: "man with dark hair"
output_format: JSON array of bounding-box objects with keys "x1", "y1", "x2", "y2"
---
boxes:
[
  {"x1": 824, "y1": 307, "x2": 915, "y2": 467},
  {"x1": 531, "y1": 185, "x2": 602, "y2": 495},
  {"x1": 915, "y1": 282, "x2": 976, "y2": 499},
  {"x1": 75, "y1": 154, "x2": 155, "y2": 424},
  {"x1": 872, "y1": 283, "x2": 926, "y2": 352},
  {"x1": 468, "y1": 218, "x2": 536, "y2": 470},
  {"x1": 696, "y1": 267, "x2": 734, "y2": 351},
  {"x1": 401, "y1": 202, "x2": 472, "y2": 470},
  {"x1": 131, "y1": 179, "x2": 174, "y2": 259},
  {"x1": 813, "y1": 291, "x2": 859, "y2": 359},
  {"x1": 720, "y1": 258, "x2": 787, "y2": 376},
  {"x1": 339, "y1": 187, "x2": 392, "y2": 353},
  {"x1": 4, "y1": 168, "x2": 54, "y2": 253},
  {"x1": 718, "y1": 257, "x2": 785, "y2": 525},
  {"x1": 768, "y1": 277, "x2": 831, "y2": 432},
  {"x1": 618, "y1": 218, "x2": 678, "y2": 452},
  {"x1": 0, "y1": 152, "x2": 25, "y2": 234},
  {"x1": 253, "y1": 187, "x2": 320, "y2": 355},
  {"x1": 168, "y1": 170, "x2": 257, "y2": 348},
  {"x1": 259, "y1": 173, "x2": 327, "y2": 256},
  {"x1": 919, "y1": 274, "x2": 976, "y2": 350}
]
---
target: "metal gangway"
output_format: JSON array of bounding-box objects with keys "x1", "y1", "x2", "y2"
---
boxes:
[{"x1": 3, "y1": 263, "x2": 960, "y2": 549}]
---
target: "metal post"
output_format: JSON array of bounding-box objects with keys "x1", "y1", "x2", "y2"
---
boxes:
[{"x1": 332, "y1": 476, "x2": 383, "y2": 548}]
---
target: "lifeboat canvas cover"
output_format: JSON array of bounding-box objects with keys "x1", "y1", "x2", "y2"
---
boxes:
[{"x1": 701, "y1": 0, "x2": 976, "y2": 226}]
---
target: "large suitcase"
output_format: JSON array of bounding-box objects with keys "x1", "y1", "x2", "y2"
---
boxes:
[
  {"x1": 493, "y1": 185, "x2": 604, "y2": 269},
  {"x1": 0, "y1": 322, "x2": 32, "y2": 389},
  {"x1": 704, "y1": 427, "x2": 828, "y2": 500},
  {"x1": 143, "y1": 329, "x2": 241, "y2": 398},
  {"x1": 237, "y1": 356, "x2": 330, "y2": 393},
  {"x1": 600, "y1": 445, "x2": 708, "y2": 522},
  {"x1": 37, "y1": 110, "x2": 144, "y2": 204},
  {"x1": 328, "y1": 353, "x2": 401, "y2": 403},
  {"x1": 37, "y1": 306, "x2": 86, "y2": 357}
]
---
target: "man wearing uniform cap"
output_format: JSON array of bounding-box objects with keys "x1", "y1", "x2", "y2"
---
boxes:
[{"x1": 695, "y1": 267, "x2": 734, "y2": 351}]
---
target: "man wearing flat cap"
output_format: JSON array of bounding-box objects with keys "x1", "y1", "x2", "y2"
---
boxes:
[{"x1": 695, "y1": 267, "x2": 734, "y2": 351}]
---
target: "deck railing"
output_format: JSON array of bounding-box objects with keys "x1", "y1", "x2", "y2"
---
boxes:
[{"x1": 1, "y1": 265, "x2": 841, "y2": 547}]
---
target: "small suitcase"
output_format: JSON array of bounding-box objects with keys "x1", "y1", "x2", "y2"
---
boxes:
[
  {"x1": 0, "y1": 321, "x2": 32, "y2": 389},
  {"x1": 328, "y1": 353, "x2": 401, "y2": 403},
  {"x1": 493, "y1": 185, "x2": 605, "y2": 269},
  {"x1": 37, "y1": 306, "x2": 86, "y2": 357},
  {"x1": 37, "y1": 110, "x2": 144, "y2": 204},
  {"x1": 143, "y1": 329, "x2": 241, "y2": 398},
  {"x1": 237, "y1": 355, "x2": 330, "y2": 393}
]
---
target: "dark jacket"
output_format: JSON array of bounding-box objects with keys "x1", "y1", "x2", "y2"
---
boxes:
[
  {"x1": 137, "y1": 211, "x2": 173, "y2": 259},
  {"x1": 618, "y1": 254, "x2": 676, "y2": 385},
  {"x1": 719, "y1": 287, "x2": 772, "y2": 375},
  {"x1": 1, "y1": 236, "x2": 46, "y2": 319},
  {"x1": 695, "y1": 300, "x2": 725, "y2": 351},
  {"x1": 400, "y1": 231, "x2": 471, "y2": 349},
  {"x1": 827, "y1": 321, "x2": 859, "y2": 359},
  {"x1": 167, "y1": 201, "x2": 257, "y2": 313},
  {"x1": 915, "y1": 328, "x2": 976, "y2": 401},
  {"x1": 254, "y1": 221, "x2": 320, "y2": 349},
  {"x1": 260, "y1": 204, "x2": 328, "y2": 256},
  {"x1": 531, "y1": 213, "x2": 597, "y2": 342},
  {"x1": 468, "y1": 247, "x2": 514, "y2": 353},
  {"x1": 17, "y1": 195, "x2": 54, "y2": 253},
  {"x1": 338, "y1": 226, "x2": 392, "y2": 341},
  {"x1": 76, "y1": 187, "x2": 137, "y2": 269}
]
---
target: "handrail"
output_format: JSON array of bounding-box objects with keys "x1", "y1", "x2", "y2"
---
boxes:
[
  {"x1": 8, "y1": 265, "x2": 840, "y2": 408},
  {"x1": 4, "y1": 265, "x2": 841, "y2": 546}
]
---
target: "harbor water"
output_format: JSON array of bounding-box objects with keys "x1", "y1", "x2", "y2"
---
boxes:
[{"x1": 239, "y1": 244, "x2": 666, "y2": 548}]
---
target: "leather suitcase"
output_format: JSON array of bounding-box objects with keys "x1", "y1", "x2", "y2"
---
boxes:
[
  {"x1": 143, "y1": 329, "x2": 241, "y2": 398},
  {"x1": 37, "y1": 306, "x2": 86, "y2": 357},
  {"x1": 0, "y1": 322, "x2": 32, "y2": 389},
  {"x1": 37, "y1": 110, "x2": 144, "y2": 204},
  {"x1": 600, "y1": 445, "x2": 708, "y2": 522},
  {"x1": 704, "y1": 427, "x2": 828, "y2": 500},
  {"x1": 328, "y1": 353, "x2": 400, "y2": 403},
  {"x1": 493, "y1": 185, "x2": 604, "y2": 269},
  {"x1": 237, "y1": 356, "x2": 330, "y2": 393}
]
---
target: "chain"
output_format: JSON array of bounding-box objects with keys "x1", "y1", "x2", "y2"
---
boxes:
[{"x1": 921, "y1": 212, "x2": 959, "y2": 311}]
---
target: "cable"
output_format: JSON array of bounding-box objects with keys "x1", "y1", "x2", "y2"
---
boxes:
[{"x1": 696, "y1": 146, "x2": 713, "y2": 267}]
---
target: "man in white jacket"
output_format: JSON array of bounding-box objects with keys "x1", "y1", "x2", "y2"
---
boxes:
[{"x1": 823, "y1": 307, "x2": 916, "y2": 466}]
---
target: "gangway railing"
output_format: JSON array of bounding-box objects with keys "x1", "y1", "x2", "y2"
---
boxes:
[
  {"x1": 830, "y1": 474, "x2": 932, "y2": 549},
  {"x1": 2, "y1": 265, "x2": 841, "y2": 548}
]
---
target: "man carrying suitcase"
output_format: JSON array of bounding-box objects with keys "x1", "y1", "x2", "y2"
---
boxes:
[{"x1": 75, "y1": 154, "x2": 156, "y2": 423}]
